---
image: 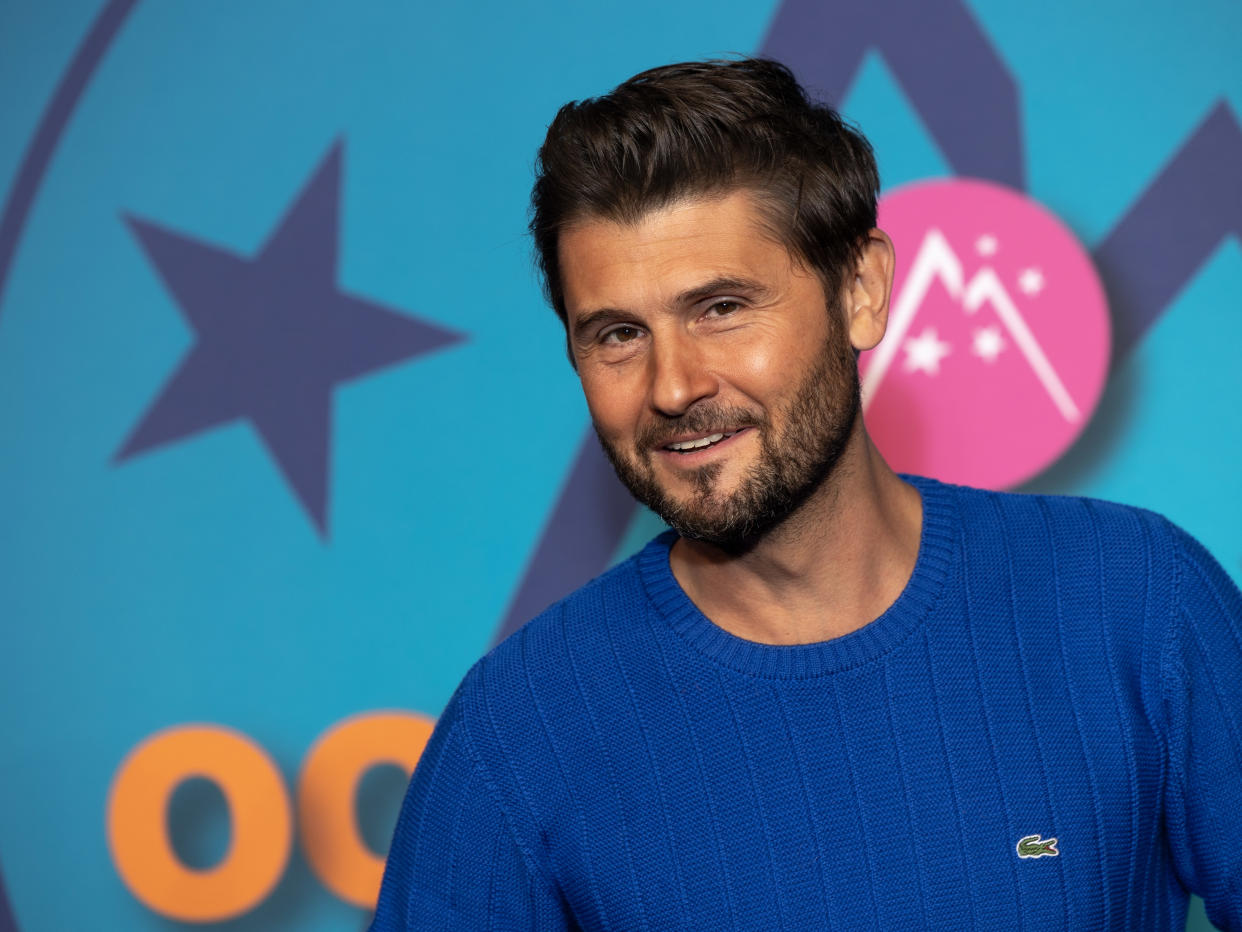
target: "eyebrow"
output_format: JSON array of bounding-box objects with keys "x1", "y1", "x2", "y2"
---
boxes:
[
  {"x1": 570, "y1": 276, "x2": 771, "y2": 344},
  {"x1": 674, "y1": 276, "x2": 769, "y2": 306},
  {"x1": 570, "y1": 308, "x2": 631, "y2": 345}
]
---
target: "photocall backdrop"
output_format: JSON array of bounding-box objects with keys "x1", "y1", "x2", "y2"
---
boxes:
[{"x1": 2, "y1": 1, "x2": 1239, "y2": 929}]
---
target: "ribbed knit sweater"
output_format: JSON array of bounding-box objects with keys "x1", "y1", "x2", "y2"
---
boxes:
[{"x1": 371, "y1": 477, "x2": 1242, "y2": 930}]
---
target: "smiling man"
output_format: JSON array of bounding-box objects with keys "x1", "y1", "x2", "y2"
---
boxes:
[{"x1": 371, "y1": 60, "x2": 1242, "y2": 930}]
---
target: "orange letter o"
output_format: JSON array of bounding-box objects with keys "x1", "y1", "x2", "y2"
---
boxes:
[
  {"x1": 297, "y1": 711, "x2": 434, "y2": 907},
  {"x1": 106, "y1": 725, "x2": 292, "y2": 922}
]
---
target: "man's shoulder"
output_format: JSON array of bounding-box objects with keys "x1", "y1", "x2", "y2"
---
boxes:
[
  {"x1": 932, "y1": 481, "x2": 1193, "y2": 673},
  {"x1": 454, "y1": 535, "x2": 665, "y2": 722},
  {"x1": 937, "y1": 477, "x2": 1180, "y2": 553},
  {"x1": 502, "y1": 533, "x2": 662, "y2": 650},
  {"x1": 439, "y1": 536, "x2": 672, "y2": 804},
  {"x1": 912, "y1": 476, "x2": 1192, "y2": 600}
]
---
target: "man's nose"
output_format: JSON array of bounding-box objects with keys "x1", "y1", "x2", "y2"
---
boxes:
[{"x1": 649, "y1": 332, "x2": 718, "y2": 417}]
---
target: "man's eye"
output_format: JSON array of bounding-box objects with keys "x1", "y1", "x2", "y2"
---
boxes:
[
  {"x1": 707, "y1": 300, "x2": 742, "y2": 317},
  {"x1": 602, "y1": 326, "x2": 641, "y2": 344}
]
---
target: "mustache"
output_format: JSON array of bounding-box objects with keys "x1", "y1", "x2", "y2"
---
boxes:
[{"x1": 636, "y1": 403, "x2": 765, "y2": 449}]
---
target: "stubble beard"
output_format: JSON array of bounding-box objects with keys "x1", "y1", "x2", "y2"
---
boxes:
[{"x1": 595, "y1": 326, "x2": 861, "y2": 552}]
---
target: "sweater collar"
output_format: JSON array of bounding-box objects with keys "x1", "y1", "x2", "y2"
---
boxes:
[{"x1": 637, "y1": 475, "x2": 957, "y2": 679}]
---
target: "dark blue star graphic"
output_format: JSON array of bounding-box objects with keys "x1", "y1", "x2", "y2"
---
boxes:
[{"x1": 115, "y1": 140, "x2": 464, "y2": 535}]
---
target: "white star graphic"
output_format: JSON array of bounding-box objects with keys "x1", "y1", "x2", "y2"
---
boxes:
[
  {"x1": 902, "y1": 327, "x2": 952, "y2": 376},
  {"x1": 975, "y1": 234, "x2": 998, "y2": 257},
  {"x1": 972, "y1": 325, "x2": 1007, "y2": 363},
  {"x1": 1018, "y1": 267, "x2": 1045, "y2": 295}
]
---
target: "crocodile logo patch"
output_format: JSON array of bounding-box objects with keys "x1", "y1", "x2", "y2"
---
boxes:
[{"x1": 1016, "y1": 834, "x2": 1059, "y2": 858}]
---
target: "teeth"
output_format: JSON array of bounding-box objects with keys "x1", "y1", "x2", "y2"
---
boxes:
[{"x1": 668, "y1": 431, "x2": 731, "y2": 452}]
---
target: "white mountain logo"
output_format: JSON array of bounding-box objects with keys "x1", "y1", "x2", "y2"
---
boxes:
[{"x1": 862, "y1": 229, "x2": 1081, "y2": 424}]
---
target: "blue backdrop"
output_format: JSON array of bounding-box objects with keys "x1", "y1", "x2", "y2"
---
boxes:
[{"x1": 1, "y1": 1, "x2": 1239, "y2": 929}]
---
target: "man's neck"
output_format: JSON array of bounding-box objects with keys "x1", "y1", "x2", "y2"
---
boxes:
[{"x1": 668, "y1": 430, "x2": 923, "y2": 646}]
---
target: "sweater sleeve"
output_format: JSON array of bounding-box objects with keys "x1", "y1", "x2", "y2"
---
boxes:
[
  {"x1": 1163, "y1": 525, "x2": 1242, "y2": 930},
  {"x1": 369, "y1": 692, "x2": 569, "y2": 931}
]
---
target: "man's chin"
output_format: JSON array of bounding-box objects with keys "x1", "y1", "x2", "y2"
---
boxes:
[
  {"x1": 662, "y1": 509, "x2": 770, "y2": 553},
  {"x1": 653, "y1": 458, "x2": 744, "y2": 496},
  {"x1": 598, "y1": 437, "x2": 752, "y2": 540},
  {"x1": 640, "y1": 482, "x2": 756, "y2": 540}
]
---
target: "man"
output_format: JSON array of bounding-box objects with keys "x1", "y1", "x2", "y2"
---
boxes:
[{"x1": 371, "y1": 59, "x2": 1242, "y2": 930}]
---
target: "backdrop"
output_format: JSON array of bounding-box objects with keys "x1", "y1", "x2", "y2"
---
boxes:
[{"x1": 2, "y1": 1, "x2": 1239, "y2": 929}]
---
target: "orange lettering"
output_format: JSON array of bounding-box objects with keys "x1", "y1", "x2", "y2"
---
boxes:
[
  {"x1": 106, "y1": 725, "x2": 292, "y2": 922},
  {"x1": 296, "y1": 711, "x2": 433, "y2": 907}
]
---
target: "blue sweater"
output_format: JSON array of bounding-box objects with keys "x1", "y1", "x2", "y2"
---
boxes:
[{"x1": 372, "y1": 477, "x2": 1242, "y2": 930}]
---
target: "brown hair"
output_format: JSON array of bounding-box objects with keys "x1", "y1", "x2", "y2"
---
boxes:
[{"x1": 530, "y1": 58, "x2": 880, "y2": 326}]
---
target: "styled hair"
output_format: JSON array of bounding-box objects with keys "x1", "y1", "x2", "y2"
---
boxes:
[{"x1": 530, "y1": 58, "x2": 880, "y2": 325}]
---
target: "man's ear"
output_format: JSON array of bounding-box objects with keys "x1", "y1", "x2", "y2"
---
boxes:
[{"x1": 845, "y1": 230, "x2": 895, "y2": 353}]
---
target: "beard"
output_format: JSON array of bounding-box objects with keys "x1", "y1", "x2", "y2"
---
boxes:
[{"x1": 595, "y1": 319, "x2": 861, "y2": 551}]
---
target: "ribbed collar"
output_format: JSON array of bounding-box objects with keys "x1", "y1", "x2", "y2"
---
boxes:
[{"x1": 637, "y1": 475, "x2": 957, "y2": 679}]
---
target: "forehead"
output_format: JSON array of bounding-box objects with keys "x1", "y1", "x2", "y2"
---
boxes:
[{"x1": 558, "y1": 190, "x2": 798, "y2": 315}]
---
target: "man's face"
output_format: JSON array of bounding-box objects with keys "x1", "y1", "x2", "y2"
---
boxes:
[{"x1": 559, "y1": 190, "x2": 862, "y2": 549}]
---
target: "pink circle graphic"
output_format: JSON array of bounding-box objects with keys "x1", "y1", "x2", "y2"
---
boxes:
[{"x1": 862, "y1": 178, "x2": 1111, "y2": 489}]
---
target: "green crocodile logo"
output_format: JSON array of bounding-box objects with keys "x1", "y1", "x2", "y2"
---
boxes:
[{"x1": 1016, "y1": 834, "x2": 1059, "y2": 858}]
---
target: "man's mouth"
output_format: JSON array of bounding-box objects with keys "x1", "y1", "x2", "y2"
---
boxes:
[{"x1": 663, "y1": 429, "x2": 744, "y2": 453}]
